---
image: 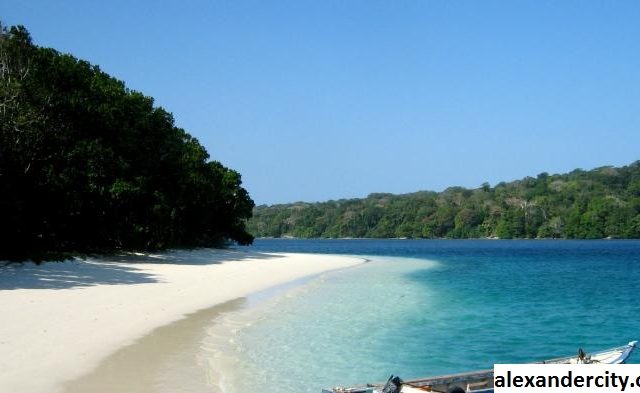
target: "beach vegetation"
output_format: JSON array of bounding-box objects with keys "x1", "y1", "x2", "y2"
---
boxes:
[{"x1": 0, "y1": 24, "x2": 254, "y2": 261}]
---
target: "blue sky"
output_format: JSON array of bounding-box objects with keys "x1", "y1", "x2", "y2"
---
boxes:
[{"x1": 4, "y1": 1, "x2": 640, "y2": 205}]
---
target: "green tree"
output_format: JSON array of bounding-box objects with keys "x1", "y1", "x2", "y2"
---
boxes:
[{"x1": 0, "y1": 25, "x2": 254, "y2": 261}]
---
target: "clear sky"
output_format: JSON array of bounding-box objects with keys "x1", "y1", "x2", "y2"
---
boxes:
[{"x1": 4, "y1": 1, "x2": 640, "y2": 205}]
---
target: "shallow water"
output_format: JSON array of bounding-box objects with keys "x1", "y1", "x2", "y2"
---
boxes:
[
  {"x1": 63, "y1": 240, "x2": 640, "y2": 393},
  {"x1": 215, "y1": 239, "x2": 640, "y2": 392}
]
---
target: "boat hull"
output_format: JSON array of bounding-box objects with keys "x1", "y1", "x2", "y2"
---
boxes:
[{"x1": 324, "y1": 341, "x2": 637, "y2": 393}]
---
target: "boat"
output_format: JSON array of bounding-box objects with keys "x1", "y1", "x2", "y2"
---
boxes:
[
  {"x1": 322, "y1": 341, "x2": 637, "y2": 393},
  {"x1": 539, "y1": 341, "x2": 637, "y2": 364}
]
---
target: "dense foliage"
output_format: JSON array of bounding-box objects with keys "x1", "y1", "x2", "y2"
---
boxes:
[
  {"x1": 249, "y1": 162, "x2": 640, "y2": 239},
  {"x1": 0, "y1": 25, "x2": 254, "y2": 261}
]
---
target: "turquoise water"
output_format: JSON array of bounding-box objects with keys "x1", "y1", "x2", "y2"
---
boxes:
[{"x1": 216, "y1": 240, "x2": 640, "y2": 392}]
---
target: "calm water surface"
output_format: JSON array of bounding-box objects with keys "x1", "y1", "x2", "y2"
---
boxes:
[{"x1": 213, "y1": 239, "x2": 640, "y2": 392}]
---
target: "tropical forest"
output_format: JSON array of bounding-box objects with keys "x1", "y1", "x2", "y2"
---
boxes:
[
  {"x1": 0, "y1": 25, "x2": 254, "y2": 261},
  {"x1": 248, "y1": 162, "x2": 640, "y2": 240}
]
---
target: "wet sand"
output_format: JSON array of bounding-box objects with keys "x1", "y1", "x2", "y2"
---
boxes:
[{"x1": 62, "y1": 298, "x2": 246, "y2": 393}]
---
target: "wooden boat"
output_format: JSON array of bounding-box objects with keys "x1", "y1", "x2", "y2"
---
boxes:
[{"x1": 323, "y1": 341, "x2": 637, "y2": 393}]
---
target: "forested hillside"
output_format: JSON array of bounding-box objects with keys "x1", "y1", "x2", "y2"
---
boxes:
[
  {"x1": 248, "y1": 162, "x2": 640, "y2": 239},
  {"x1": 0, "y1": 25, "x2": 254, "y2": 260}
]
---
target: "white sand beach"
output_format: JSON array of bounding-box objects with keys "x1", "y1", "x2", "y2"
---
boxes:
[{"x1": 0, "y1": 250, "x2": 363, "y2": 393}]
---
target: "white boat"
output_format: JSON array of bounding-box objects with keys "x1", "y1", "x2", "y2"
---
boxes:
[
  {"x1": 323, "y1": 341, "x2": 637, "y2": 393},
  {"x1": 540, "y1": 340, "x2": 637, "y2": 364}
]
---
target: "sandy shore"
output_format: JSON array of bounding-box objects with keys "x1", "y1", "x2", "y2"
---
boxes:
[{"x1": 0, "y1": 249, "x2": 363, "y2": 393}]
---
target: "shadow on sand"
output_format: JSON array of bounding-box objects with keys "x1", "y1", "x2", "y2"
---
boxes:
[{"x1": 0, "y1": 248, "x2": 281, "y2": 291}]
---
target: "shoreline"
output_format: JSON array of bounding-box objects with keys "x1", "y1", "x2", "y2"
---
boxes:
[
  {"x1": 62, "y1": 298, "x2": 248, "y2": 393},
  {"x1": 254, "y1": 237, "x2": 637, "y2": 241},
  {"x1": 0, "y1": 249, "x2": 364, "y2": 393},
  {"x1": 61, "y1": 265, "x2": 356, "y2": 393}
]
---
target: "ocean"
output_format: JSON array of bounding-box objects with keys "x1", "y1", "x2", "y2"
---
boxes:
[{"x1": 207, "y1": 239, "x2": 640, "y2": 392}]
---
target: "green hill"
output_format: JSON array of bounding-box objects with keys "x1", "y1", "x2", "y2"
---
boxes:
[
  {"x1": 0, "y1": 25, "x2": 254, "y2": 260},
  {"x1": 248, "y1": 162, "x2": 640, "y2": 239}
]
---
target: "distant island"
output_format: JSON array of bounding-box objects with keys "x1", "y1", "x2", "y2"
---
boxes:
[
  {"x1": 0, "y1": 25, "x2": 254, "y2": 261},
  {"x1": 248, "y1": 162, "x2": 640, "y2": 240}
]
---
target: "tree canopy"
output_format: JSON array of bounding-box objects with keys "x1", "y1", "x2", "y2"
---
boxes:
[
  {"x1": 248, "y1": 162, "x2": 640, "y2": 240},
  {"x1": 0, "y1": 25, "x2": 254, "y2": 261}
]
